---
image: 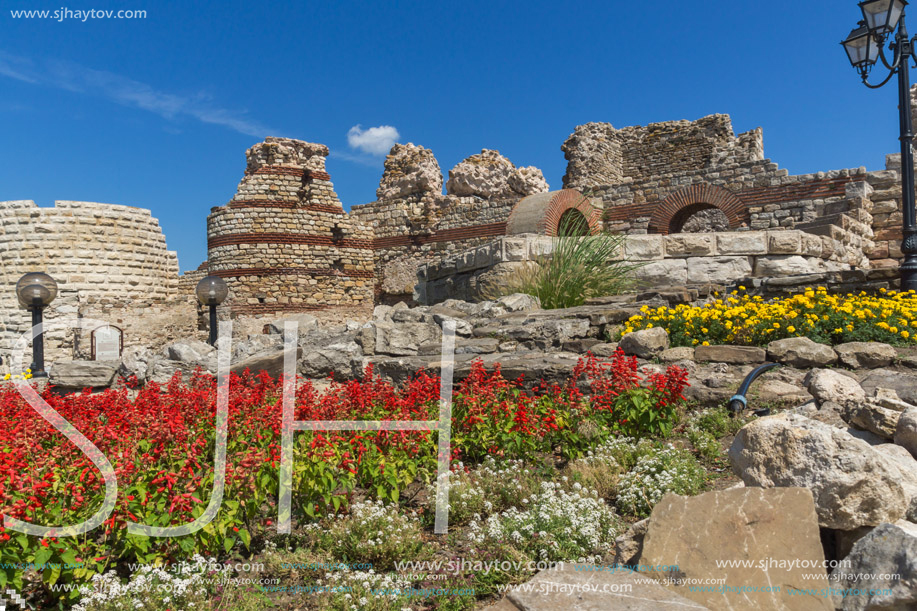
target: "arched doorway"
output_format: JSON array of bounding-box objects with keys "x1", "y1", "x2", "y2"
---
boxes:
[
  {"x1": 557, "y1": 208, "x2": 590, "y2": 236},
  {"x1": 670, "y1": 204, "x2": 730, "y2": 233},
  {"x1": 648, "y1": 184, "x2": 749, "y2": 234}
]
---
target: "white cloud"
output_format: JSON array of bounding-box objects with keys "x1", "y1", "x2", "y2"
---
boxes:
[
  {"x1": 0, "y1": 50, "x2": 275, "y2": 137},
  {"x1": 347, "y1": 124, "x2": 399, "y2": 156}
]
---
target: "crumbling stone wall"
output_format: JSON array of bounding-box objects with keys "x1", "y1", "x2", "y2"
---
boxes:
[
  {"x1": 206, "y1": 137, "x2": 375, "y2": 316},
  {"x1": 0, "y1": 200, "x2": 192, "y2": 365},
  {"x1": 351, "y1": 144, "x2": 550, "y2": 304}
]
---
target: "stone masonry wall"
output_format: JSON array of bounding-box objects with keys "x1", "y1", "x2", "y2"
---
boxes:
[
  {"x1": 416, "y1": 230, "x2": 856, "y2": 304},
  {"x1": 0, "y1": 200, "x2": 191, "y2": 366},
  {"x1": 207, "y1": 138, "x2": 375, "y2": 317}
]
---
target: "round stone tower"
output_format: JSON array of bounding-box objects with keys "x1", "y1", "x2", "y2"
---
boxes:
[{"x1": 207, "y1": 137, "x2": 374, "y2": 316}]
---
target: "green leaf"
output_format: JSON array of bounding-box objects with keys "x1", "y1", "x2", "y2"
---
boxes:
[{"x1": 238, "y1": 528, "x2": 251, "y2": 549}]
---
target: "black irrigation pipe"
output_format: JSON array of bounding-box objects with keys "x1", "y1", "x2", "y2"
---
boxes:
[{"x1": 727, "y1": 362, "x2": 781, "y2": 418}]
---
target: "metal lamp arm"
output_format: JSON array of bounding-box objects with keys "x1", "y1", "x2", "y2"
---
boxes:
[
  {"x1": 878, "y1": 34, "x2": 901, "y2": 71},
  {"x1": 862, "y1": 62, "x2": 899, "y2": 88}
]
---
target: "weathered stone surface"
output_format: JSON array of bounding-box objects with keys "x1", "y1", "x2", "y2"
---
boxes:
[
  {"x1": 694, "y1": 345, "x2": 766, "y2": 364},
  {"x1": 299, "y1": 341, "x2": 362, "y2": 379},
  {"x1": 446, "y1": 149, "x2": 548, "y2": 199},
  {"x1": 663, "y1": 233, "x2": 715, "y2": 257},
  {"x1": 49, "y1": 360, "x2": 119, "y2": 389},
  {"x1": 496, "y1": 293, "x2": 541, "y2": 313},
  {"x1": 376, "y1": 143, "x2": 443, "y2": 199},
  {"x1": 624, "y1": 235, "x2": 664, "y2": 260},
  {"x1": 659, "y1": 347, "x2": 695, "y2": 362},
  {"x1": 231, "y1": 347, "x2": 302, "y2": 380},
  {"x1": 165, "y1": 339, "x2": 215, "y2": 366},
  {"x1": 767, "y1": 337, "x2": 838, "y2": 368},
  {"x1": 835, "y1": 342, "x2": 897, "y2": 369},
  {"x1": 860, "y1": 369, "x2": 917, "y2": 405},
  {"x1": 631, "y1": 259, "x2": 688, "y2": 285},
  {"x1": 804, "y1": 368, "x2": 866, "y2": 406},
  {"x1": 716, "y1": 232, "x2": 767, "y2": 255},
  {"x1": 264, "y1": 313, "x2": 319, "y2": 335},
  {"x1": 118, "y1": 346, "x2": 154, "y2": 384},
  {"x1": 639, "y1": 487, "x2": 832, "y2": 611},
  {"x1": 831, "y1": 520, "x2": 917, "y2": 611},
  {"x1": 613, "y1": 518, "x2": 648, "y2": 567},
  {"x1": 619, "y1": 327, "x2": 669, "y2": 358},
  {"x1": 753, "y1": 255, "x2": 817, "y2": 277},
  {"x1": 844, "y1": 403, "x2": 902, "y2": 440},
  {"x1": 729, "y1": 413, "x2": 908, "y2": 529},
  {"x1": 686, "y1": 256, "x2": 753, "y2": 284},
  {"x1": 874, "y1": 444, "x2": 917, "y2": 521},
  {"x1": 755, "y1": 379, "x2": 812, "y2": 404},
  {"x1": 504, "y1": 564, "x2": 710, "y2": 611},
  {"x1": 374, "y1": 321, "x2": 440, "y2": 356},
  {"x1": 896, "y1": 407, "x2": 917, "y2": 459}
]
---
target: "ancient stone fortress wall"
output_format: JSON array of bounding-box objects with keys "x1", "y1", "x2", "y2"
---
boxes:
[
  {"x1": 416, "y1": 230, "x2": 854, "y2": 304},
  {"x1": 206, "y1": 137, "x2": 375, "y2": 317},
  {"x1": 562, "y1": 115, "x2": 877, "y2": 267},
  {"x1": 350, "y1": 144, "x2": 553, "y2": 303},
  {"x1": 0, "y1": 200, "x2": 191, "y2": 364}
]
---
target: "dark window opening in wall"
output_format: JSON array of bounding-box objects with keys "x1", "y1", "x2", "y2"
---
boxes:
[
  {"x1": 331, "y1": 226, "x2": 345, "y2": 244},
  {"x1": 558, "y1": 208, "x2": 590, "y2": 237},
  {"x1": 258, "y1": 297, "x2": 266, "y2": 304},
  {"x1": 671, "y1": 204, "x2": 729, "y2": 234}
]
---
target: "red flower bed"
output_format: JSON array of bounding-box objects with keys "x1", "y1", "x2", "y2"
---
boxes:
[{"x1": 0, "y1": 350, "x2": 687, "y2": 600}]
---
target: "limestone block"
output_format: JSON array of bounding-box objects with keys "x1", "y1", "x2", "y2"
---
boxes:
[
  {"x1": 686, "y1": 256, "x2": 753, "y2": 284},
  {"x1": 640, "y1": 487, "x2": 832, "y2": 611},
  {"x1": 619, "y1": 327, "x2": 669, "y2": 358},
  {"x1": 767, "y1": 337, "x2": 838, "y2": 368},
  {"x1": 717, "y1": 231, "x2": 767, "y2": 255},
  {"x1": 766, "y1": 230, "x2": 803, "y2": 254},
  {"x1": 694, "y1": 345, "x2": 766, "y2": 364},
  {"x1": 663, "y1": 233, "x2": 716, "y2": 257},
  {"x1": 803, "y1": 368, "x2": 866, "y2": 406},
  {"x1": 624, "y1": 235, "x2": 664, "y2": 260},
  {"x1": 754, "y1": 255, "x2": 817, "y2": 277},
  {"x1": 632, "y1": 259, "x2": 688, "y2": 286},
  {"x1": 729, "y1": 413, "x2": 908, "y2": 529},
  {"x1": 835, "y1": 342, "x2": 897, "y2": 369}
]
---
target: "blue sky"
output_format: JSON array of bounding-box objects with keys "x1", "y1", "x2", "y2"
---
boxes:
[{"x1": 0, "y1": 0, "x2": 905, "y2": 270}]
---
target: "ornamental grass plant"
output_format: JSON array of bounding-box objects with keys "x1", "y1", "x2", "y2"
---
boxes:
[{"x1": 489, "y1": 203, "x2": 642, "y2": 309}]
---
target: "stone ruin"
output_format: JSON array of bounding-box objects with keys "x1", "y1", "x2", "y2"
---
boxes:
[{"x1": 2, "y1": 91, "x2": 916, "y2": 364}]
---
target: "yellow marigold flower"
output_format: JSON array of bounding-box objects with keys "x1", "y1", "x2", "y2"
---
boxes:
[
  {"x1": 787, "y1": 326, "x2": 796, "y2": 333},
  {"x1": 903, "y1": 331, "x2": 911, "y2": 340},
  {"x1": 702, "y1": 341, "x2": 710, "y2": 346}
]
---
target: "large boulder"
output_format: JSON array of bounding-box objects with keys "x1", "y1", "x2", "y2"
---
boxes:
[
  {"x1": 164, "y1": 339, "x2": 216, "y2": 369},
  {"x1": 376, "y1": 143, "x2": 443, "y2": 199},
  {"x1": 844, "y1": 403, "x2": 902, "y2": 440},
  {"x1": 831, "y1": 520, "x2": 917, "y2": 611},
  {"x1": 230, "y1": 347, "x2": 302, "y2": 380},
  {"x1": 619, "y1": 328, "x2": 669, "y2": 358},
  {"x1": 896, "y1": 407, "x2": 917, "y2": 459},
  {"x1": 859, "y1": 369, "x2": 917, "y2": 405},
  {"x1": 373, "y1": 321, "x2": 441, "y2": 356},
  {"x1": 263, "y1": 313, "x2": 319, "y2": 336},
  {"x1": 445, "y1": 149, "x2": 548, "y2": 199},
  {"x1": 874, "y1": 444, "x2": 917, "y2": 522},
  {"x1": 766, "y1": 337, "x2": 837, "y2": 368},
  {"x1": 504, "y1": 564, "x2": 711, "y2": 611},
  {"x1": 49, "y1": 360, "x2": 119, "y2": 390},
  {"x1": 835, "y1": 341, "x2": 897, "y2": 369},
  {"x1": 639, "y1": 487, "x2": 832, "y2": 611},
  {"x1": 729, "y1": 413, "x2": 908, "y2": 529},
  {"x1": 299, "y1": 341, "x2": 363, "y2": 380},
  {"x1": 804, "y1": 368, "x2": 866, "y2": 406}
]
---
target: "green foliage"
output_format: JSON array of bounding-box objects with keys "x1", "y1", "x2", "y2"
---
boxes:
[
  {"x1": 487, "y1": 202, "x2": 641, "y2": 309},
  {"x1": 614, "y1": 387, "x2": 680, "y2": 439}
]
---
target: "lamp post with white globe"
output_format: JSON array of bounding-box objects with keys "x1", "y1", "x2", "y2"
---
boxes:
[
  {"x1": 15, "y1": 272, "x2": 58, "y2": 377},
  {"x1": 195, "y1": 275, "x2": 229, "y2": 346}
]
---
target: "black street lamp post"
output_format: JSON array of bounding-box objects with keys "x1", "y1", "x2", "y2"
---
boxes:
[
  {"x1": 195, "y1": 275, "x2": 229, "y2": 346},
  {"x1": 15, "y1": 272, "x2": 58, "y2": 377},
  {"x1": 843, "y1": 0, "x2": 917, "y2": 292}
]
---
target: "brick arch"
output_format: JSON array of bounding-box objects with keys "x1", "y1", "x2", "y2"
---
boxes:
[
  {"x1": 506, "y1": 189, "x2": 602, "y2": 236},
  {"x1": 648, "y1": 184, "x2": 748, "y2": 234}
]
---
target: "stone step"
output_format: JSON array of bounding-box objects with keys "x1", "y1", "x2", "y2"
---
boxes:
[{"x1": 798, "y1": 213, "x2": 873, "y2": 240}]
